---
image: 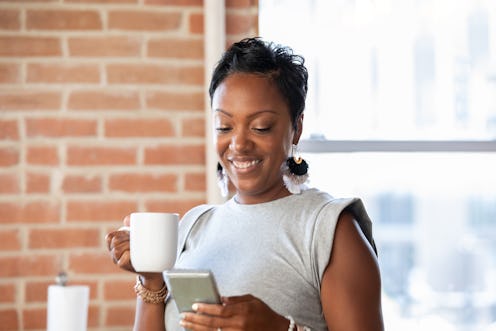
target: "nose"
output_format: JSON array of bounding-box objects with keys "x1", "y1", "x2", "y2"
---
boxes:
[{"x1": 229, "y1": 128, "x2": 252, "y2": 152}]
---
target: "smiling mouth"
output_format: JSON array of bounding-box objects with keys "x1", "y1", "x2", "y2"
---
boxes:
[{"x1": 231, "y1": 159, "x2": 261, "y2": 169}]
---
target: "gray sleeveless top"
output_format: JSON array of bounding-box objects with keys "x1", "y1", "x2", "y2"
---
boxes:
[{"x1": 164, "y1": 188, "x2": 376, "y2": 330}]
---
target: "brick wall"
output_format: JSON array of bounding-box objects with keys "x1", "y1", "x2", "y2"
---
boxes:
[{"x1": 0, "y1": 1, "x2": 258, "y2": 330}]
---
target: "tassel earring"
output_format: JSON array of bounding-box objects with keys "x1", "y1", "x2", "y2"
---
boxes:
[
  {"x1": 217, "y1": 162, "x2": 229, "y2": 197},
  {"x1": 282, "y1": 144, "x2": 309, "y2": 194}
]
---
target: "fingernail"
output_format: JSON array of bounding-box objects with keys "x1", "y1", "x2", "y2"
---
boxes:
[{"x1": 192, "y1": 303, "x2": 199, "y2": 311}]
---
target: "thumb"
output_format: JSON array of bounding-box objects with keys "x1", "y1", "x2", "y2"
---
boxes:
[{"x1": 123, "y1": 215, "x2": 131, "y2": 227}]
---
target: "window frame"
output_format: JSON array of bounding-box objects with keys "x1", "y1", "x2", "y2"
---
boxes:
[{"x1": 299, "y1": 139, "x2": 496, "y2": 153}]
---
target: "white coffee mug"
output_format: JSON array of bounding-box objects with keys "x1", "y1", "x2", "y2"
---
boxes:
[{"x1": 130, "y1": 212, "x2": 179, "y2": 272}]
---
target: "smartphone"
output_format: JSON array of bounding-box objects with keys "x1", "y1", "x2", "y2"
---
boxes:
[{"x1": 164, "y1": 269, "x2": 221, "y2": 313}]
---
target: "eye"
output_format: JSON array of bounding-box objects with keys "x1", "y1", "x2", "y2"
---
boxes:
[
  {"x1": 215, "y1": 127, "x2": 231, "y2": 133},
  {"x1": 253, "y1": 127, "x2": 271, "y2": 133}
]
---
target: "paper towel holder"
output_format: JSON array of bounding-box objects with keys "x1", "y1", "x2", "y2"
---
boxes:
[{"x1": 55, "y1": 271, "x2": 68, "y2": 286}]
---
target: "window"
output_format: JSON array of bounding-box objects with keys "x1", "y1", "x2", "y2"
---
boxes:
[{"x1": 260, "y1": 1, "x2": 496, "y2": 330}]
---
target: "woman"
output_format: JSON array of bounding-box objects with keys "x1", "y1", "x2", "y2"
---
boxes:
[{"x1": 107, "y1": 37, "x2": 384, "y2": 331}]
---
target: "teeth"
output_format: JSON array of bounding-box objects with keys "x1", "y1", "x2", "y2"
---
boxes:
[{"x1": 232, "y1": 160, "x2": 259, "y2": 169}]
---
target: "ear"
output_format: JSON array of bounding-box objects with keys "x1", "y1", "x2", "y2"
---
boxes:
[{"x1": 292, "y1": 114, "x2": 304, "y2": 145}]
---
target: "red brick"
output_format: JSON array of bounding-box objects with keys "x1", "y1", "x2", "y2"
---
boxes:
[
  {"x1": 66, "y1": 199, "x2": 136, "y2": 222},
  {"x1": 103, "y1": 278, "x2": 134, "y2": 300},
  {"x1": 108, "y1": 10, "x2": 181, "y2": 31},
  {"x1": 0, "y1": 173, "x2": 19, "y2": 194},
  {"x1": 26, "y1": 146, "x2": 58, "y2": 165},
  {"x1": 26, "y1": 118, "x2": 97, "y2": 137},
  {"x1": 24, "y1": 280, "x2": 52, "y2": 303},
  {"x1": 22, "y1": 307, "x2": 45, "y2": 330},
  {"x1": 0, "y1": 255, "x2": 61, "y2": 277},
  {"x1": 105, "y1": 306, "x2": 135, "y2": 326},
  {"x1": 147, "y1": 38, "x2": 203, "y2": 59},
  {"x1": 107, "y1": 64, "x2": 203, "y2": 85},
  {"x1": 87, "y1": 305, "x2": 100, "y2": 327},
  {"x1": 4, "y1": 0, "x2": 59, "y2": 2},
  {"x1": 144, "y1": 0, "x2": 202, "y2": 5},
  {"x1": 181, "y1": 117, "x2": 204, "y2": 137},
  {"x1": 68, "y1": 90, "x2": 140, "y2": 110},
  {"x1": 0, "y1": 120, "x2": 18, "y2": 139},
  {"x1": 0, "y1": 201, "x2": 60, "y2": 224},
  {"x1": 109, "y1": 173, "x2": 178, "y2": 192},
  {"x1": 68, "y1": 36, "x2": 141, "y2": 57},
  {"x1": 226, "y1": 13, "x2": 257, "y2": 35},
  {"x1": 0, "y1": 9, "x2": 20, "y2": 30},
  {"x1": 145, "y1": 198, "x2": 204, "y2": 218},
  {"x1": 104, "y1": 118, "x2": 175, "y2": 137},
  {"x1": 26, "y1": 172, "x2": 50, "y2": 193},
  {"x1": 0, "y1": 90, "x2": 61, "y2": 111},
  {"x1": 26, "y1": 9, "x2": 102, "y2": 30},
  {"x1": 27, "y1": 63, "x2": 100, "y2": 83},
  {"x1": 0, "y1": 229, "x2": 21, "y2": 251},
  {"x1": 0, "y1": 63, "x2": 20, "y2": 84},
  {"x1": 189, "y1": 12, "x2": 203, "y2": 34},
  {"x1": 0, "y1": 36, "x2": 61, "y2": 57},
  {"x1": 0, "y1": 147, "x2": 19, "y2": 167},
  {"x1": 146, "y1": 91, "x2": 205, "y2": 111},
  {"x1": 29, "y1": 227, "x2": 100, "y2": 249},
  {"x1": 226, "y1": 0, "x2": 256, "y2": 8},
  {"x1": 0, "y1": 309, "x2": 18, "y2": 331},
  {"x1": 67, "y1": 146, "x2": 137, "y2": 166},
  {"x1": 66, "y1": 0, "x2": 136, "y2": 3},
  {"x1": 69, "y1": 252, "x2": 125, "y2": 274},
  {"x1": 184, "y1": 172, "x2": 206, "y2": 191},
  {"x1": 62, "y1": 175, "x2": 102, "y2": 193},
  {"x1": 0, "y1": 283, "x2": 16, "y2": 303},
  {"x1": 144, "y1": 144, "x2": 205, "y2": 165}
]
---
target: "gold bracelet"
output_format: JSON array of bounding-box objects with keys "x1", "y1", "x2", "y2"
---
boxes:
[{"x1": 134, "y1": 275, "x2": 167, "y2": 304}]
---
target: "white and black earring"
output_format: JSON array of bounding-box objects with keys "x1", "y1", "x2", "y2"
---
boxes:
[
  {"x1": 217, "y1": 162, "x2": 229, "y2": 197},
  {"x1": 282, "y1": 144, "x2": 309, "y2": 194}
]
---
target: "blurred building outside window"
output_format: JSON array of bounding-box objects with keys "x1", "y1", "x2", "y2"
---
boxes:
[{"x1": 260, "y1": 1, "x2": 496, "y2": 330}]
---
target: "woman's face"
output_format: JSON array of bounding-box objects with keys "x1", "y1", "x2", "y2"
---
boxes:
[{"x1": 212, "y1": 72, "x2": 301, "y2": 204}]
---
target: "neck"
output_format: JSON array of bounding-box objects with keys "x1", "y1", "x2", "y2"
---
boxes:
[{"x1": 234, "y1": 184, "x2": 292, "y2": 205}]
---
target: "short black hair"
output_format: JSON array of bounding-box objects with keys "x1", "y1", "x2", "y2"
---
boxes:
[{"x1": 208, "y1": 37, "x2": 308, "y2": 129}]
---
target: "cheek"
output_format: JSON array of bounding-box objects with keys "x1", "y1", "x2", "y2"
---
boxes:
[{"x1": 215, "y1": 135, "x2": 229, "y2": 157}]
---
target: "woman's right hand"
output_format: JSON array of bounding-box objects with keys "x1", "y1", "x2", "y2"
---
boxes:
[
  {"x1": 106, "y1": 215, "x2": 165, "y2": 286},
  {"x1": 106, "y1": 215, "x2": 135, "y2": 273}
]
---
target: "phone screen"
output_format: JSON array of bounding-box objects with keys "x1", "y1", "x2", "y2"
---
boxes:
[{"x1": 164, "y1": 269, "x2": 221, "y2": 313}]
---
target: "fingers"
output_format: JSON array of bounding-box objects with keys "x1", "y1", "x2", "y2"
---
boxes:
[
  {"x1": 105, "y1": 214, "x2": 134, "y2": 273},
  {"x1": 116, "y1": 250, "x2": 131, "y2": 268},
  {"x1": 192, "y1": 302, "x2": 226, "y2": 317},
  {"x1": 181, "y1": 299, "x2": 248, "y2": 330},
  {"x1": 180, "y1": 308, "x2": 229, "y2": 331},
  {"x1": 180, "y1": 295, "x2": 274, "y2": 330},
  {"x1": 105, "y1": 229, "x2": 134, "y2": 272}
]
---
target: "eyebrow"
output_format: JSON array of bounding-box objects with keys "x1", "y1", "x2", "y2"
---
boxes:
[{"x1": 214, "y1": 109, "x2": 278, "y2": 118}]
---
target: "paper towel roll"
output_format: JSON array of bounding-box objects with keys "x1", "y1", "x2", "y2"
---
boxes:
[{"x1": 47, "y1": 285, "x2": 89, "y2": 331}]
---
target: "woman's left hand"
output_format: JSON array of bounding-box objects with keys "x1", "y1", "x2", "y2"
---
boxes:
[{"x1": 179, "y1": 294, "x2": 289, "y2": 331}]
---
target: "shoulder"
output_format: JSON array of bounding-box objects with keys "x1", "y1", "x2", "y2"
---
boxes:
[
  {"x1": 181, "y1": 204, "x2": 215, "y2": 220},
  {"x1": 179, "y1": 204, "x2": 216, "y2": 232}
]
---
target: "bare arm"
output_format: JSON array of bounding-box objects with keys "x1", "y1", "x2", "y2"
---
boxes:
[
  {"x1": 133, "y1": 275, "x2": 167, "y2": 331},
  {"x1": 321, "y1": 210, "x2": 384, "y2": 331}
]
